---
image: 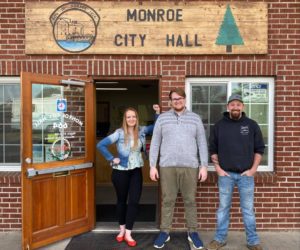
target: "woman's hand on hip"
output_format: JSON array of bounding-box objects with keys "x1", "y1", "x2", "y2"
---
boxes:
[{"x1": 112, "y1": 158, "x2": 120, "y2": 165}]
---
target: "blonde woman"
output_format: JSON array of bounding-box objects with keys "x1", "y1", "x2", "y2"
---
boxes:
[{"x1": 97, "y1": 105, "x2": 160, "y2": 247}]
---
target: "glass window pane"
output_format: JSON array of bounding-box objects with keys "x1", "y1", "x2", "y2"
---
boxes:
[
  {"x1": 231, "y1": 82, "x2": 245, "y2": 96},
  {"x1": 192, "y1": 86, "x2": 209, "y2": 103},
  {"x1": 5, "y1": 125, "x2": 20, "y2": 144},
  {"x1": 5, "y1": 145, "x2": 20, "y2": 163},
  {"x1": 203, "y1": 124, "x2": 209, "y2": 144},
  {"x1": 261, "y1": 146, "x2": 268, "y2": 165},
  {"x1": 248, "y1": 83, "x2": 269, "y2": 103},
  {"x1": 210, "y1": 85, "x2": 227, "y2": 103},
  {"x1": 232, "y1": 82, "x2": 269, "y2": 105},
  {"x1": 0, "y1": 85, "x2": 3, "y2": 103},
  {"x1": 210, "y1": 104, "x2": 225, "y2": 124},
  {"x1": 192, "y1": 104, "x2": 208, "y2": 124},
  {"x1": 4, "y1": 103, "x2": 12, "y2": 112},
  {"x1": 0, "y1": 125, "x2": 3, "y2": 143},
  {"x1": 32, "y1": 144, "x2": 44, "y2": 163},
  {"x1": 32, "y1": 84, "x2": 43, "y2": 99},
  {"x1": 260, "y1": 125, "x2": 268, "y2": 145},
  {"x1": 4, "y1": 112, "x2": 12, "y2": 123},
  {"x1": 0, "y1": 146, "x2": 3, "y2": 162},
  {"x1": 0, "y1": 82, "x2": 20, "y2": 165},
  {"x1": 32, "y1": 129, "x2": 44, "y2": 144},
  {"x1": 0, "y1": 110, "x2": 3, "y2": 123},
  {"x1": 32, "y1": 84, "x2": 86, "y2": 163},
  {"x1": 244, "y1": 105, "x2": 250, "y2": 115},
  {"x1": 249, "y1": 104, "x2": 268, "y2": 124},
  {"x1": 11, "y1": 99, "x2": 20, "y2": 128},
  {"x1": 43, "y1": 85, "x2": 62, "y2": 98},
  {"x1": 4, "y1": 85, "x2": 20, "y2": 103}
]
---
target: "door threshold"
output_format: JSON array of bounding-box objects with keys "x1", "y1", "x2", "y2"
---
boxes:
[{"x1": 93, "y1": 222, "x2": 159, "y2": 232}]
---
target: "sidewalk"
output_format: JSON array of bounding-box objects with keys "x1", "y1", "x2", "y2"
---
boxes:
[{"x1": 1, "y1": 231, "x2": 299, "y2": 250}]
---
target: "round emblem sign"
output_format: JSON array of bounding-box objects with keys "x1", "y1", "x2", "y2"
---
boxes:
[
  {"x1": 50, "y1": 2, "x2": 100, "y2": 53},
  {"x1": 51, "y1": 138, "x2": 71, "y2": 161}
]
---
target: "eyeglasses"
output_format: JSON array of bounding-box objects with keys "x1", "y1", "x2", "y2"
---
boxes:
[{"x1": 171, "y1": 97, "x2": 185, "y2": 102}]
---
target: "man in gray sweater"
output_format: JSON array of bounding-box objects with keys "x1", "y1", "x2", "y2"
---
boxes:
[{"x1": 149, "y1": 88, "x2": 208, "y2": 249}]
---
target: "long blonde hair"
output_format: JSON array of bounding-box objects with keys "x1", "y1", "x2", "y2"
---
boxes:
[{"x1": 122, "y1": 107, "x2": 139, "y2": 149}]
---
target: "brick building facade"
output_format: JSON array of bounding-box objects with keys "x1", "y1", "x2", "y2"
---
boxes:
[{"x1": 0, "y1": 0, "x2": 299, "y2": 234}]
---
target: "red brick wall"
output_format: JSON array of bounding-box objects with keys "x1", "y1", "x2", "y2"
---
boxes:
[
  {"x1": 0, "y1": 173, "x2": 22, "y2": 232},
  {"x1": 0, "y1": 0, "x2": 299, "y2": 231}
]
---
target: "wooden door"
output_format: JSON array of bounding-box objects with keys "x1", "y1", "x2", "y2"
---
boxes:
[{"x1": 21, "y1": 72, "x2": 95, "y2": 250}]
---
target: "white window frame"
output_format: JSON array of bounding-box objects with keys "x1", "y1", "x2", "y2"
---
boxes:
[
  {"x1": 0, "y1": 77, "x2": 21, "y2": 171},
  {"x1": 186, "y1": 77, "x2": 274, "y2": 172}
]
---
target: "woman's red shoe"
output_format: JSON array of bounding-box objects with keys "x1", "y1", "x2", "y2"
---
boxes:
[
  {"x1": 116, "y1": 235, "x2": 124, "y2": 243},
  {"x1": 124, "y1": 237, "x2": 137, "y2": 247}
]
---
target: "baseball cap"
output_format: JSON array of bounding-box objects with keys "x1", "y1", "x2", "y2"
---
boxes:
[{"x1": 227, "y1": 94, "x2": 243, "y2": 104}]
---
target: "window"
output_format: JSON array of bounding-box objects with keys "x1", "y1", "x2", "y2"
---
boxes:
[
  {"x1": 0, "y1": 77, "x2": 21, "y2": 171},
  {"x1": 186, "y1": 77, "x2": 274, "y2": 171},
  {"x1": 31, "y1": 83, "x2": 86, "y2": 163}
]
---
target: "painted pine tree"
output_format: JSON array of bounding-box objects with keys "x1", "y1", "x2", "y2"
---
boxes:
[{"x1": 216, "y1": 5, "x2": 244, "y2": 53}]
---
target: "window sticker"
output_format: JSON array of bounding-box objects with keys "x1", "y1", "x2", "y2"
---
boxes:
[
  {"x1": 49, "y1": 138, "x2": 71, "y2": 161},
  {"x1": 56, "y1": 99, "x2": 67, "y2": 112}
]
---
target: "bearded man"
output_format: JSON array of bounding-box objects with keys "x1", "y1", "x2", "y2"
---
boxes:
[{"x1": 207, "y1": 94, "x2": 265, "y2": 250}]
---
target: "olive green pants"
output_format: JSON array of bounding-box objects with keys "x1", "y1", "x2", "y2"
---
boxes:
[{"x1": 160, "y1": 167, "x2": 198, "y2": 232}]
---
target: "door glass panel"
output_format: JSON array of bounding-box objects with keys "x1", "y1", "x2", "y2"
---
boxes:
[{"x1": 32, "y1": 84, "x2": 85, "y2": 163}]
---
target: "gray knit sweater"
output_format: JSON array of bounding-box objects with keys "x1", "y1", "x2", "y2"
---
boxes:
[{"x1": 149, "y1": 108, "x2": 208, "y2": 168}]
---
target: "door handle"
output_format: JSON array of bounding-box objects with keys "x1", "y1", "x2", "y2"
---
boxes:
[
  {"x1": 25, "y1": 157, "x2": 32, "y2": 164},
  {"x1": 26, "y1": 162, "x2": 93, "y2": 178}
]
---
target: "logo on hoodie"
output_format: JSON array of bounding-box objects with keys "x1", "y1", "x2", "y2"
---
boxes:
[{"x1": 240, "y1": 125, "x2": 249, "y2": 135}]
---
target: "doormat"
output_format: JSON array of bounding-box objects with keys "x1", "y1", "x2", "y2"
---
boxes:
[
  {"x1": 65, "y1": 232, "x2": 191, "y2": 250},
  {"x1": 96, "y1": 204, "x2": 156, "y2": 222}
]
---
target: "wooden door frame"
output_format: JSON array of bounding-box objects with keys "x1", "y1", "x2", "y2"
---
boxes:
[
  {"x1": 93, "y1": 76, "x2": 161, "y2": 228},
  {"x1": 21, "y1": 72, "x2": 95, "y2": 249}
]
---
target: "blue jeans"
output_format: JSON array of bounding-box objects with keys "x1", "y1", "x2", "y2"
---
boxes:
[{"x1": 214, "y1": 172, "x2": 260, "y2": 246}]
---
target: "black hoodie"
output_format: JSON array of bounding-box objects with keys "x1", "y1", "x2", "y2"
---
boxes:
[{"x1": 209, "y1": 112, "x2": 265, "y2": 173}]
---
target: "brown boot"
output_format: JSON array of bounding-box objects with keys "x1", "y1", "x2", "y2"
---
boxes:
[
  {"x1": 247, "y1": 244, "x2": 263, "y2": 250},
  {"x1": 206, "y1": 240, "x2": 226, "y2": 250}
]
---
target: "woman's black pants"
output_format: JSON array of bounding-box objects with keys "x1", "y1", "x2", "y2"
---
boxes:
[{"x1": 111, "y1": 167, "x2": 143, "y2": 230}]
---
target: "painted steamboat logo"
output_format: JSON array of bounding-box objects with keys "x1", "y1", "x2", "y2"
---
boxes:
[{"x1": 50, "y1": 2, "x2": 100, "y2": 53}]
